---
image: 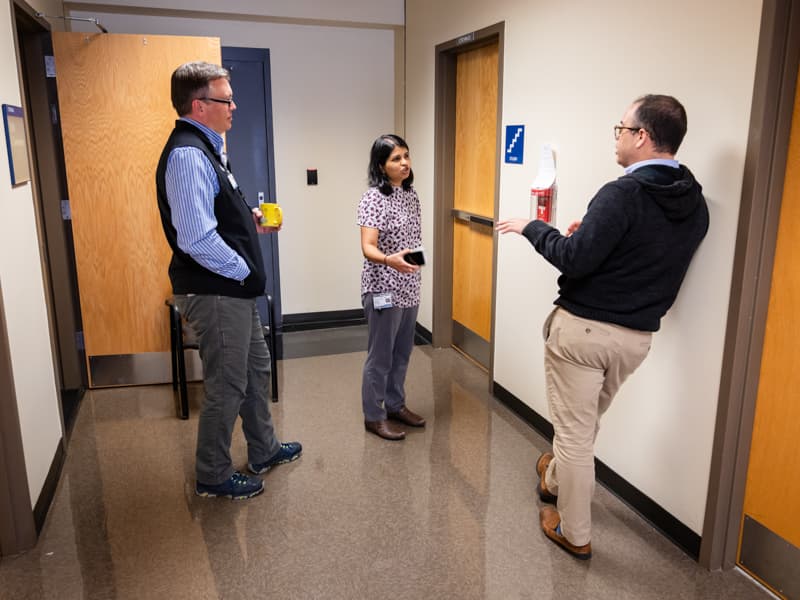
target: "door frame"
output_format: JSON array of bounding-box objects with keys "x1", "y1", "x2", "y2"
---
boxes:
[
  {"x1": 221, "y1": 46, "x2": 283, "y2": 353},
  {"x1": 432, "y1": 22, "x2": 504, "y2": 380},
  {"x1": 0, "y1": 283, "x2": 37, "y2": 557},
  {"x1": 1, "y1": 0, "x2": 77, "y2": 556},
  {"x1": 700, "y1": 0, "x2": 800, "y2": 569},
  {"x1": 16, "y1": 5, "x2": 87, "y2": 433}
]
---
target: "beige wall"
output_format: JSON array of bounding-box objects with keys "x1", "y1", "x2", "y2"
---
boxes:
[
  {"x1": 3, "y1": 0, "x2": 766, "y2": 534},
  {"x1": 1, "y1": 0, "x2": 66, "y2": 505},
  {"x1": 66, "y1": 1, "x2": 404, "y2": 315},
  {"x1": 1, "y1": 0, "x2": 402, "y2": 514},
  {"x1": 405, "y1": 0, "x2": 763, "y2": 534}
]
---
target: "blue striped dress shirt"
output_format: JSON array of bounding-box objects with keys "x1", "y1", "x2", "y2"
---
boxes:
[{"x1": 164, "y1": 117, "x2": 250, "y2": 282}]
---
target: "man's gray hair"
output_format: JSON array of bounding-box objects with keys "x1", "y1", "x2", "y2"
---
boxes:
[{"x1": 171, "y1": 61, "x2": 229, "y2": 116}]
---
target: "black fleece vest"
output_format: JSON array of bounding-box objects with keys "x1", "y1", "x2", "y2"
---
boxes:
[{"x1": 156, "y1": 120, "x2": 266, "y2": 298}]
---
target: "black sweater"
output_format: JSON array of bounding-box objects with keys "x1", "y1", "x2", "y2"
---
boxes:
[
  {"x1": 522, "y1": 165, "x2": 709, "y2": 332},
  {"x1": 156, "y1": 121, "x2": 266, "y2": 298}
]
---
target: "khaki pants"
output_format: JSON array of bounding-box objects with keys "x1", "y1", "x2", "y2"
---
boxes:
[{"x1": 542, "y1": 307, "x2": 652, "y2": 546}]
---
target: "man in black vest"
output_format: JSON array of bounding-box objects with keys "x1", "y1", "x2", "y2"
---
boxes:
[
  {"x1": 156, "y1": 61, "x2": 301, "y2": 500},
  {"x1": 497, "y1": 95, "x2": 708, "y2": 558}
]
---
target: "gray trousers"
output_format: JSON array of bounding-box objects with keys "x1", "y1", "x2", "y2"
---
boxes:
[
  {"x1": 175, "y1": 294, "x2": 280, "y2": 485},
  {"x1": 361, "y1": 294, "x2": 419, "y2": 421}
]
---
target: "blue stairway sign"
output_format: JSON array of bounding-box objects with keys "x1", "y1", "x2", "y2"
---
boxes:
[{"x1": 504, "y1": 125, "x2": 525, "y2": 164}]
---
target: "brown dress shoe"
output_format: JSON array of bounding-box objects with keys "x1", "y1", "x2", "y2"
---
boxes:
[
  {"x1": 535, "y1": 452, "x2": 558, "y2": 504},
  {"x1": 387, "y1": 406, "x2": 426, "y2": 427},
  {"x1": 365, "y1": 420, "x2": 405, "y2": 440},
  {"x1": 539, "y1": 506, "x2": 592, "y2": 560}
]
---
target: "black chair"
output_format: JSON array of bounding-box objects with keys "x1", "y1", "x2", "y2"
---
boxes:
[{"x1": 166, "y1": 294, "x2": 279, "y2": 420}]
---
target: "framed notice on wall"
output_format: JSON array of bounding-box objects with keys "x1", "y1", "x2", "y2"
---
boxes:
[{"x1": 2, "y1": 104, "x2": 30, "y2": 186}]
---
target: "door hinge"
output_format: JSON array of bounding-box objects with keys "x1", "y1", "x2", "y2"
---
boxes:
[
  {"x1": 44, "y1": 55, "x2": 56, "y2": 78},
  {"x1": 61, "y1": 199, "x2": 71, "y2": 220},
  {"x1": 50, "y1": 103, "x2": 58, "y2": 125},
  {"x1": 75, "y1": 331, "x2": 84, "y2": 350}
]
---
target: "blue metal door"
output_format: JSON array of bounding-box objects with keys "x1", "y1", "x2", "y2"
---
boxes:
[{"x1": 222, "y1": 47, "x2": 282, "y2": 339}]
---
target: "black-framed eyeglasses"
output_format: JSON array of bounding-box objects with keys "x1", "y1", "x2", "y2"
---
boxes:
[
  {"x1": 613, "y1": 125, "x2": 641, "y2": 140},
  {"x1": 199, "y1": 97, "x2": 234, "y2": 106}
]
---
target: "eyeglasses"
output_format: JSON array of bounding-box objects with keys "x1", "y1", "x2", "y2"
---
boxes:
[
  {"x1": 613, "y1": 125, "x2": 642, "y2": 140},
  {"x1": 199, "y1": 97, "x2": 234, "y2": 106}
]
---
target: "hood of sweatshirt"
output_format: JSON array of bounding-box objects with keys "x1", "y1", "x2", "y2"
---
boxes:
[{"x1": 627, "y1": 164, "x2": 704, "y2": 221}]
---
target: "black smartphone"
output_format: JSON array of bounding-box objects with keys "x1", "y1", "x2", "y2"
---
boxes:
[{"x1": 403, "y1": 247, "x2": 426, "y2": 266}]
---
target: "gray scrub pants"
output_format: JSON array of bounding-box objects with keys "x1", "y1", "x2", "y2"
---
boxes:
[
  {"x1": 361, "y1": 293, "x2": 419, "y2": 422},
  {"x1": 175, "y1": 294, "x2": 280, "y2": 486}
]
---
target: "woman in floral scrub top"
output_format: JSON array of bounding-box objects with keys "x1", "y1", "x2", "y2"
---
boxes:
[{"x1": 357, "y1": 134, "x2": 427, "y2": 441}]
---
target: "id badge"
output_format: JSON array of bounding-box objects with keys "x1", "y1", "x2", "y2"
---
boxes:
[{"x1": 372, "y1": 293, "x2": 394, "y2": 310}]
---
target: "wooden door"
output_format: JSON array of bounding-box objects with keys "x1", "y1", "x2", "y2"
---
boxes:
[
  {"x1": 737, "y1": 63, "x2": 800, "y2": 599},
  {"x1": 52, "y1": 33, "x2": 220, "y2": 386},
  {"x1": 451, "y1": 42, "x2": 498, "y2": 368}
]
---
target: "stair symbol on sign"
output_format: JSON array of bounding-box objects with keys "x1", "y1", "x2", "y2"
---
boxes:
[{"x1": 507, "y1": 127, "x2": 523, "y2": 153}]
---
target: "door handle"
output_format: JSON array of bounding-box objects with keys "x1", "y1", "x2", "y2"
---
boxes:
[{"x1": 452, "y1": 209, "x2": 494, "y2": 227}]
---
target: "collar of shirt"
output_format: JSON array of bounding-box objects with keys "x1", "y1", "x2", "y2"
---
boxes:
[
  {"x1": 179, "y1": 117, "x2": 224, "y2": 156},
  {"x1": 624, "y1": 158, "x2": 679, "y2": 174}
]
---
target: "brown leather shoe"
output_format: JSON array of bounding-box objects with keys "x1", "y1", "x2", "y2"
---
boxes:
[
  {"x1": 536, "y1": 452, "x2": 558, "y2": 504},
  {"x1": 387, "y1": 406, "x2": 426, "y2": 427},
  {"x1": 539, "y1": 506, "x2": 592, "y2": 560},
  {"x1": 365, "y1": 420, "x2": 405, "y2": 440}
]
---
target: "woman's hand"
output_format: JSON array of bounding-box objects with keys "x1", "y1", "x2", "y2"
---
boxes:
[{"x1": 386, "y1": 250, "x2": 420, "y2": 273}]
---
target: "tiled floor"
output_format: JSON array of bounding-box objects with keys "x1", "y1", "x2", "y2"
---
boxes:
[{"x1": 0, "y1": 332, "x2": 771, "y2": 599}]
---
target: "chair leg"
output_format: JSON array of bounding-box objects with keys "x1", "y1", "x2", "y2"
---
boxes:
[
  {"x1": 270, "y1": 342, "x2": 279, "y2": 402},
  {"x1": 176, "y1": 322, "x2": 190, "y2": 420},
  {"x1": 266, "y1": 294, "x2": 279, "y2": 402},
  {"x1": 168, "y1": 305, "x2": 179, "y2": 392}
]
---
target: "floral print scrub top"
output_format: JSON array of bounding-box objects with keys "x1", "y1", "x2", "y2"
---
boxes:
[{"x1": 357, "y1": 185, "x2": 422, "y2": 308}]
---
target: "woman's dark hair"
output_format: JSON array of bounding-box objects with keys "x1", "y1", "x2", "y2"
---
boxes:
[{"x1": 368, "y1": 134, "x2": 414, "y2": 196}]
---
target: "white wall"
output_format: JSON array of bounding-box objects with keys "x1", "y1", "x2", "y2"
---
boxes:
[
  {"x1": 67, "y1": 1, "x2": 403, "y2": 314},
  {"x1": 70, "y1": 0, "x2": 404, "y2": 24},
  {"x1": 1, "y1": 0, "x2": 65, "y2": 505},
  {"x1": 405, "y1": 0, "x2": 762, "y2": 534}
]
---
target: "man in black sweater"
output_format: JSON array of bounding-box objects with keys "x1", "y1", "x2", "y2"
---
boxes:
[{"x1": 496, "y1": 95, "x2": 708, "y2": 559}]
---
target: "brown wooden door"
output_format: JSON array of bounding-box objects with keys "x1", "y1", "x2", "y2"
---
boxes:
[
  {"x1": 451, "y1": 42, "x2": 498, "y2": 368},
  {"x1": 737, "y1": 63, "x2": 800, "y2": 599},
  {"x1": 52, "y1": 33, "x2": 221, "y2": 386}
]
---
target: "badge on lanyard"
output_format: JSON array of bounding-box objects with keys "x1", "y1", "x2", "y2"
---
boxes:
[{"x1": 372, "y1": 293, "x2": 394, "y2": 310}]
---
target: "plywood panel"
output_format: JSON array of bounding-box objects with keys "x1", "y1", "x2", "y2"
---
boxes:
[
  {"x1": 452, "y1": 219, "x2": 493, "y2": 340},
  {"x1": 453, "y1": 44, "x2": 498, "y2": 217},
  {"x1": 53, "y1": 33, "x2": 221, "y2": 360},
  {"x1": 741, "y1": 63, "x2": 800, "y2": 548}
]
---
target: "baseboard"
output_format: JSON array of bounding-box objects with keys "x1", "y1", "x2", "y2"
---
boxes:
[
  {"x1": 415, "y1": 323, "x2": 432, "y2": 345},
  {"x1": 33, "y1": 438, "x2": 66, "y2": 534},
  {"x1": 492, "y1": 381, "x2": 701, "y2": 560},
  {"x1": 281, "y1": 309, "x2": 365, "y2": 332},
  {"x1": 61, "y1": 387, "x2": 85, "y2": 438},
  {"x1": 281, "y1": 310, "x2": 432, "y2": 347},
  {"x1": 493, "y1": 382, "x2": 554, "y2": 439}
]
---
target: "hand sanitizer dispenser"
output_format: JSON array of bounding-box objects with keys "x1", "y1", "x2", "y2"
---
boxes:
[{"x1": 530, "y1": 144, "x2": 557, "y2": 225}]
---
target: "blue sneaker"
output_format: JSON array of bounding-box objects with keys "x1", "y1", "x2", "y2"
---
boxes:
[
  {"x1": 248, "y1": 441, "x2": 303, "y2": 475},
  {"x1": 196, "y1": 471, "x2": 264, "y2": 500}
]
